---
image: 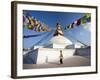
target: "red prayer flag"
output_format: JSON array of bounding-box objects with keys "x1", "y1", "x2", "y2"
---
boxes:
[{"x1": 76, "y1": 19, "x2": 81, "y2": 26}]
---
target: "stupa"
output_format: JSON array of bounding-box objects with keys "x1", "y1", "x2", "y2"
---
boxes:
[
  {"x1": 23, "y1": 23, "x2": 90, "y2": 64},
  {"x1": 46, "y1": 23, "x2": 72, "y2": 48}
]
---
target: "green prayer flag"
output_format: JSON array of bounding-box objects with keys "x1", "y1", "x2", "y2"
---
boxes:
[
  {"x1": 85, "y1": 13, "x2": 91, "y2": 18},
  {"x1": 81, "y1": 16, "x2": 87, "y2": 25},
  {"x1": 27, "y1": 25, "x2": 33, "y2": 30},
  {"x1": 85, "y1": 13, "x2": 91, "y2": 23}
]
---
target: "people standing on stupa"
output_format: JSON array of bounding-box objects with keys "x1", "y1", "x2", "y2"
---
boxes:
[{"x1": 59, "y1": 50, "x2": 64, "y2": 64}]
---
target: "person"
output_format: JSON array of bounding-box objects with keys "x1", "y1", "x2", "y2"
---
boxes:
[{"x1": 59, "y1": 50, "x2": 63, "y2": 64}]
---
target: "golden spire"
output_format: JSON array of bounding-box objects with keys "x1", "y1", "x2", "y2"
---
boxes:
[{"x1": 54, "y1": 23, "x2": 64, "y2": 36}]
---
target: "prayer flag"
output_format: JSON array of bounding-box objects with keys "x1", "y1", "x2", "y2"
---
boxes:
[
  {"x1": 71, "y1": 23, "x2": 75, "y2": 28},
  {"x1": 23, "y1": 15, "x2": 30, "y2": 27},
  {"x1": 74, "y1": 20, "x2": 77, "y2": 25},
  {"x1": 86, "y1": 16, "x2": 91, "y2": 22},
  {"x1": 67, "y1": 24, "x2": 72, "y2": 29},
  {"x1": 81, "y1": 16, "x2": 87, "y2": 25},
  {"x1": 85, "y1": 13, "x2": 91, "y2": 23},
  {"x1": 27, "y1": 25, "x2": 33, "y2": 30},
  {"x1": 76, "y1": 19, "x2": 81, "y2": 26},
  {"x1": 85, "y1": 13, "x2": 91, "y2": 18},
  {"x1": 25, "y1": 16, "x2": 30, "y2": 24}
]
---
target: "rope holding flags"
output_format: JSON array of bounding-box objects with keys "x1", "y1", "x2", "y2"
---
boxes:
[
  {"x1": 23, "y1": 14, "x2": 51, "y2": 32},
  {"x1": 23, "y1": 31, "x2": 48, "y2": 38},
  {"x1": 65, "y1": 13, "x2": 91, "y2": 30},
  {"x1": 23, "y1": 34, "x2": 43, "y2": 38}
]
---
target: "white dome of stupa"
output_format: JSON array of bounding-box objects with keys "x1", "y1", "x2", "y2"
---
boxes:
[
  {"x1": 50, "y1": 35, "x2": 72, "y2": 45},
  {"x1": 50, "y1": 23, "x2": 72, "y2": 45}
]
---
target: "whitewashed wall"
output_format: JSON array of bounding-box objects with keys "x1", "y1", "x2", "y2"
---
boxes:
[
  {"x1": 37, "y1": 48, "x2": 75, "y2": 64},
  {"x1": 23, "y1": 47, "x2": 90, "y2": 64}
]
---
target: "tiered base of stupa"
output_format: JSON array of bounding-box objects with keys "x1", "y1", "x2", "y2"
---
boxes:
[
  {"x1": 33, "y1": 48, "x2": 75, "y2": 64},
  {"x1": 23, "y1": 47, "x2": 90, "y2": 64}
]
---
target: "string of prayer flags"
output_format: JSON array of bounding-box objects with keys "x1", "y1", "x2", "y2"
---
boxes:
[
  {"x1": 65, "y1": 13, "x2": 91, "y2": 30},
  {"x1": 23, "y1": 15, "x2": 51, "y2": 32}
]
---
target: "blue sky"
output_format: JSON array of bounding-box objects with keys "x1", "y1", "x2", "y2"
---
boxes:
[{"x1": 23, "y1": 10, "x2": 90, "y2": 48}]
